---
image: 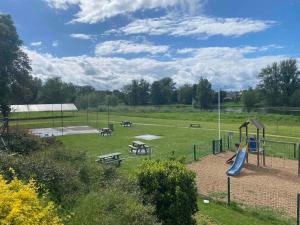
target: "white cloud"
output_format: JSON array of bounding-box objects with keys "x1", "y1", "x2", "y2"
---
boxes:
[
  {"x1": 95, "y1": 40, "x2": 169, "y2": 56},
  {"x1": 176, "y1": 44, "x2": 283, "y2": 56},
  {"x1": 30, "y1": 41, "x2": 42, "y2": 47},
  {"x1": 113, "y1": 15, "x2": 275, "y2": 38},
  {"x1": 24, "y1": 46, "x2": 295, "y2": 91},
  {"x1": 70, "y1": 33, "x2": 94, "y2": 40},
  {"x1": 52, "y1": 40, "x2": 59, "y2": 47},
  {"x1": 44, "y1": 0, "x2": 202, "y2": 24}
]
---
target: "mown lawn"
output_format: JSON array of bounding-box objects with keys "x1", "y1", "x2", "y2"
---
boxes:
[
  {"x1": 8, "y1": 110, "x2": 299, "y2": 225},
  {"x1": 196, "y1": 198, "x2": 293, "y2": 225}
]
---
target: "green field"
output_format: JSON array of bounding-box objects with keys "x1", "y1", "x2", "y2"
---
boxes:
[{"x1": 7, "y1": 110, "x2": 299, "y2": 225}]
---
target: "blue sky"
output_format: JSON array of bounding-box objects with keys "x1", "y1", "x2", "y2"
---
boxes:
[{"x1": 1, "y1": 0, "x2": 299, "y2": 90}]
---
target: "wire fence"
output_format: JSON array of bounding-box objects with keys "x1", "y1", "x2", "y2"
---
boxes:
[{"x1": 198, "y1": 174, "x2": 300, "y2": 221}]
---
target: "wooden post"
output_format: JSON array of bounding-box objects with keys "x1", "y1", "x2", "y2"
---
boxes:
[
  {"x1": 294, "y1": 143, "x2": 297, "y2": 159},
  {"x1": 263, "y1": 145, "x2": 266, "y2": 166},
  {"x1": 212, "y1": 140, "x2": 215, "y2": 155},
  {"x1": 245, "y1": 126, "x2": 248, "y2": 142},
  {"x1": 193, "y1": 145, "x2": 197, "y2": 161},
  {"x1": 227, "y1": 177, "x2": 231, "y2": 205}
]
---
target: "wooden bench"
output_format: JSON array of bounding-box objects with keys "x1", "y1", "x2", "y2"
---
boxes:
[
  {"x1": 189, "y1": 124, "x2": 201, "y2": 128},
  {"x1": 128, "y1": 144, "x2": 138, "y2": 152},
  {"x1": 96, "y1": 152, "x2": 123, "y2": 166}
]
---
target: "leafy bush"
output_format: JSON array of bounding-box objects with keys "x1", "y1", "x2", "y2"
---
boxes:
[
  {"x1": 0, "y1": 173, "x2": 62, "y2": 225},
  {"x1": 137, "y1": 160, "x2": 198, "y2": 225},
  {"x1": 2, "y1": 129, "x2": 42, "y2": 154},
  {"x1": 0, "y1": 148, "x2": 106, "y2": 208},
  {"x1": 68, "y1": 188, "x2": 160, "y2": 225}
]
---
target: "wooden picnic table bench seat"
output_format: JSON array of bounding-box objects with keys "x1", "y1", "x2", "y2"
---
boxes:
[{"x1": 128, "y1": 145, "x2": 138, "y2": 152}]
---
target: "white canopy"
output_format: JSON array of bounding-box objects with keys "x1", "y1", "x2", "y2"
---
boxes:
[{"x1": 10, "y1": 104, "x2": 78, "y2": 113}]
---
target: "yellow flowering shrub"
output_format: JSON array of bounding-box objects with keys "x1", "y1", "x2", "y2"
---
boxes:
[{"x1": 0, "y1": 173, "x2": 63, "y2": 225}]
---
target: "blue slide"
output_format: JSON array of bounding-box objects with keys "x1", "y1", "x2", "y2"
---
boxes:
[{"x1": 226, "y1": 147, "x2": 247, "y2": 176}]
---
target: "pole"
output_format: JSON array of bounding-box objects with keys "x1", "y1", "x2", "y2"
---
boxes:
[
  {"x1": 96, "y1": 110, "x2": 99, "y2": 128},
  {"x1": 218, "y1": 89, "x2": 221, "y2": 140},
  {"x1": 193, "y1": 144, "x2": 197, "y2": 161},
  {"x1": 61, "y1": 104, "x2": 63, "y2": 136},
  {"x1": 107, "y1": 103, "x2": 110, "y2": 127},
  {"x1": 227, "y1": 177, "x2": 231, "y2": 205},
  {"x1": 87, "y1": 94, "x2": 89, "y2": 124},
  {"x1": 298, "y1": 143, "x2": 300, "y2": 177}
]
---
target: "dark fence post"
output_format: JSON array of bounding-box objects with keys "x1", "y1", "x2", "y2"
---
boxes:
[
  {"x1": 220, "y1": 138, "x2": 223, "y2": 152},
  {"x1": 294, "y1": 143, "x2": 297, "y2": 159},
  {"x1": 193, "y1": 144, "x2": 197, "y2": 161},
  {"x1": 227, "y1": 177, "x2": 231, "y2": 205},
  {"x1": 228, "y1": 135, "x2": 230, "y2": 149},
  {"x1": 297, "y1": 193, "x2": 300, "y2": 225},
  {"x1": 298, "y1": 144, "x2": 300, "y2": 177},
  {"x1": 212, "y1": 140, "x2": 215, "y2": 155}
]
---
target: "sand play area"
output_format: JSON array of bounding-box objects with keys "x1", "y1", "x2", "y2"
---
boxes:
[{"x1": 188, "y1": 152, "x2": 300, "y2": 217}]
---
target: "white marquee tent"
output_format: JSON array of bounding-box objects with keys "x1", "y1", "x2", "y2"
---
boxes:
[{"x1": 10, "y1": 104, "x2": 78, "y2": 113}]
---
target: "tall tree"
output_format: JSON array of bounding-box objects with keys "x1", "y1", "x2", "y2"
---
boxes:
[
  {"x1": 242, "y1": 88, "x2": 259, "y2": 108},
  {"x1": 150, "y1": 77, "x2": 176, "y2": 105},
  {"x1": 137, "y1": 79, "x2": 150, "y2": 105},
  {"x1": 122, "y1": 80, "x2": 139, "y2": 105},
  {"x1": 258, "y1": 59, "x2": 300, "y2": 106},
  {"x1": 177, "y1": 84, "x2": 194, "y2": 104},
  {"x1": 194, "y1": 78, "x2": 213, "y2": 109},
  {"x1": 0, "y1": 14, "x2": 33, "y2": 117},
  {"x1": 38, "y1": 77, "x2": 75, "y2": 104},
  {"x1": 150, "y1": 81, "x2": 163, "y2": 105}
]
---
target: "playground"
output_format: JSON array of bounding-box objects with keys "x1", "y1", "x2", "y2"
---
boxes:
[
  {"x1": 190, "y1": 118, "x2": 300, "y2": 219},
  {"x1": 189, "y1": 152, "x2": 300, "y2": 217}
]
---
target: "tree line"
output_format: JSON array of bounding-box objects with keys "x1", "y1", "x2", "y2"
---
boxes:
[
  {"x1": 242, "y1": 59, "x2": 300, "y2": 107},
  {"x1": 2, "y1": 13, "x2": 300, "y2": 119}
]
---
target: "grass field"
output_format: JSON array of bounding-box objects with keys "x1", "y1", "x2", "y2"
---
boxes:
[{"x1": 7, "y1": 110, "x2": 299, "y2": 225}]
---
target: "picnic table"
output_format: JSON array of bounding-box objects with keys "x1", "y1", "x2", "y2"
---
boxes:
[
  {"x1": 128, "y1": 140, "x2": 151, "y2": 155},
  {"x1": 120, "y1": 121, "x2": 133, "y2": 127},
  {"x1": 96, "y1": 152, "x2": 122, "y2": 166},
  {"x1": 99, "y1": 128, "x2": 112, "y2": 136}
]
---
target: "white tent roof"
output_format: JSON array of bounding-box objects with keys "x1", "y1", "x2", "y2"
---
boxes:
[{"x1": 10, "y1": 104, "x2": 78, "y2": 113}]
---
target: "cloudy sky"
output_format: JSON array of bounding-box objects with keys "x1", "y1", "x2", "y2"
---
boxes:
[{"x1": 1, "y1": 0, "x2": 300, "y2": 90}]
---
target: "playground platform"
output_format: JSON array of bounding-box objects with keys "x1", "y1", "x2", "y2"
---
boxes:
[{"x1": 188, "y1": 152, "x2": 300, "y2": 218}]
